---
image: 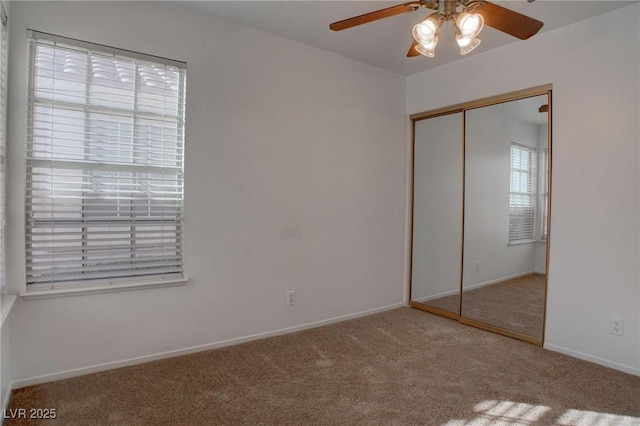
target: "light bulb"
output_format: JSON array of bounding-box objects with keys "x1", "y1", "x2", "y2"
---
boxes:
[
  {"x1": 412, "y1": 16, "x2": 439, "y2": 45},
  {"x1": 456, "y1": 12, "x2": 484, "y2": 39}
]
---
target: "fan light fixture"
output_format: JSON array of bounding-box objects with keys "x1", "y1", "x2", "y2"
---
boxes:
[
  {"x1": 412, "y1": 8, "x2": 484, "y2": 57},
  {"x1": 329, "y1": 0, "x2": 544, "y2": 60},
  {"x1": 411, "y1": 16, "x2": 440, "y2": 57}
]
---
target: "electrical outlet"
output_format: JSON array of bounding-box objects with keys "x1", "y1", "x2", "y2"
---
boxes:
[
  {"x1": 610, "y1": 316, "x2": 623, "y2": 336},
  {"x1": 286, "y1": 290, "x2": 296, "y2": 306},
  {"x1": 475, "y1": 261, "x2": 480, "y2": 272}
]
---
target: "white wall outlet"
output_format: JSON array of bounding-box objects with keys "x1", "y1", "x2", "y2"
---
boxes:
[
  {"x1": 475, "y1": 261, "x2": 480, "y2": 272},
  {"x1": 286, "y1": 290, "x2": 296, "y2": 306},
  {"x1": 610, "y1": 316, "x2": 623, "y2": 336}
]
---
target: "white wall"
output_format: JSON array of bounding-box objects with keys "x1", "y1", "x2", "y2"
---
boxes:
[
  {"x1": 408, "y1": 4, "x2": 640, "y2": 375},
  {"x1": 412, "y1": 113, "x2": 463, "y2": 301},
  {"x1": 534, "y1": 124, "x2": 548, "y2": 274},
  {"x1": 1, "y1": 313, "x2": 12, "y2": 408},
  {"x1": 5, "y1": 1, "x2": 407, "y2": 384},
  {"x1": 463, "y1": 103, "x2": 538, "y2": 288}
]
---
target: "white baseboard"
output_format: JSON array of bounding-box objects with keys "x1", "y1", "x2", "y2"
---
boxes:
[
  {"x1": 544, "y1": 343, "x2": 640, "y2": 377},
  {"x1": 414, "y1": 270, "x2": 542, "y2": 302},
  {"x1": 464, "y1": 270, "x2": 536, "y2": 292},
  {"x1": 11, "y1": 303, "x2": 404, "y2": 389},
  {"x1": 413, "y1": 288, "x2": 459, "y2": 303}
]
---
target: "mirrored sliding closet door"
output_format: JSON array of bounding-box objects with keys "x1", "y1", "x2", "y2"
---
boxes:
[
  {"x1": 410, "y1": 112, "x2": 463, "y2": 318},
  {"x1": 461, "y1": 94, "x2": 550, "y2": 343},
  {"x1": 409, "y1": 86, "x2": 551, "y2": 345}
]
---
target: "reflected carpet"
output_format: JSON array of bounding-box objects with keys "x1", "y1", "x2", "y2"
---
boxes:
[{"x1": 426, "y1": 273, "x2": 545, "y2": 339}]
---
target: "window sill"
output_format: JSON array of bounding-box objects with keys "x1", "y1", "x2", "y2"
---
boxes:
[
  {"x1": 1, "y1": 295, "x2": 17, "y2": 327},
  {"x1": 508, "y1": 239, "x2": 537, "y2": 246},
  {"x1": 20, "y1": 278, "x2": 189, "y2": 300}
]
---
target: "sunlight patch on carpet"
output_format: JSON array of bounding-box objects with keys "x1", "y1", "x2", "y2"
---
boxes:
[
  {"x1": 443, "y1": 400, "x2": 640, "y2": 426},
  {"x1": 443, "y1": 400, "x2": 551, "y2": 425},
  {"x1": 557, "y1": 409, "x2": 640, "y2": 425}
]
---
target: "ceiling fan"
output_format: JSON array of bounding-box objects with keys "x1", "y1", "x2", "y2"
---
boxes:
[{"x1": 330, "y1": 0, "x2": 543, "y2": 58}]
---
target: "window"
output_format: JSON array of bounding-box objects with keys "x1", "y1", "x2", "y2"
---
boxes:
[
  {"x1": 0, "y1": 4, "x2": 7, "y2": 296},
  {"x1": 26, "y1": 31, "x2": 186, "y2": 290},
  {"x1": 509, "y1": 143, "x2": 536, "y2": 243}
]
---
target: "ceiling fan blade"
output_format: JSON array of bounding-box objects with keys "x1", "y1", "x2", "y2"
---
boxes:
[
  {"x1": 474, "y1": 2, "x2": 543, "y2": 40},
  {"x1": 330, "y1": 1, "x2": 422, "y2": 31},
  {"x1": 407, "y1": 39, "x2": 421, "y2": 57}
]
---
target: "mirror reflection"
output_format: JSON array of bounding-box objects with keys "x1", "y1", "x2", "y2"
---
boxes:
[
  {"x1": 462, "y1": 95, "x2": 549, "y2": 339},
  {"x1": 411, "y1": 112, "x2": 463, "y2": 315}
]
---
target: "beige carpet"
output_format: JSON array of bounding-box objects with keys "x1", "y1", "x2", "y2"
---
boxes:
[
  {"x1": 426, "y1": 274, "x2": 545, "y2": 339},
  {"x1": 7, "y1": 308, "x2": 640, "y2": 425}
]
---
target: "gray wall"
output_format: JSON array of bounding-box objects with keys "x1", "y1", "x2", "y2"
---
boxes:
[{"x1": 412, "y1": 113, "x2": 463, "y2": 301}]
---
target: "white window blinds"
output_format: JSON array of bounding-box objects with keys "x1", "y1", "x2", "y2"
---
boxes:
[
  {"x1": 509, "y1": 143, "x2": 536, "y2": 242},
  {"x1": 26, "y1": 31, "x2": 186, "y2": 289},
  {"x1": 0, "y1": 4, "x2": 7, "y2": 296}
]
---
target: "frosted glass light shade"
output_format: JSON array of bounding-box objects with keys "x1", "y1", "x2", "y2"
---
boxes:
[
  {"x1": 456, "y1": 12, "x2": 484, "y2": 39},
  {"x1": 456, "y1": 35, "x2": 481, "y2": 55},
  {"x1": 416, "y1": 37, "x2": 439, "y2": 57}
]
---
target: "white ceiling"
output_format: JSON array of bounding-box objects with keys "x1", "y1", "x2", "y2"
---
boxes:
[
  {"x1": 180, "y1": 0, "x2": 636, "y2": 76},
  {"x1": 490, "y1": 94, "x2": 548, "y2": 126}
]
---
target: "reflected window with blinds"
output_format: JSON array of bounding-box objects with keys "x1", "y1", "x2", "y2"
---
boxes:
[
  {"x1": 26, "y1": 31, "x2": 186, "y2": 290},
  {"x1": 509, "y1": 143, "x2": 536, "y2": 243}
]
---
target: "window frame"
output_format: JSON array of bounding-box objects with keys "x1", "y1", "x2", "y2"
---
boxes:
[
  {"x1": 508, "y1": 142, "x2": 537, "y2": 244},
  {"x1": 23, "y1": 31, "x2": 188, "y2": 296}
]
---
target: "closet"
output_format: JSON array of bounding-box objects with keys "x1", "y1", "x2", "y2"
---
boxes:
[{"x1": 409, "y1": 86, "x2": 552, "y2": 344}]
